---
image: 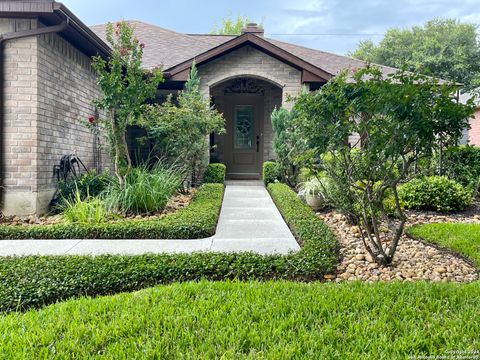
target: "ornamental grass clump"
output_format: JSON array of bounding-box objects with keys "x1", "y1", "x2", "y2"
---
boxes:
[
  {"x1": 103, "y1": 162, "x2": 183, "y2": 215},
  {"x1": 59, "y1": 188, "x2": 109, "y2": 225}
]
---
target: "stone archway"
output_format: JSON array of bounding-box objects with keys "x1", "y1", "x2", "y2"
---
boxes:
[{"x1": 210, "y1": 76, "x2": 282, "y2": 179}]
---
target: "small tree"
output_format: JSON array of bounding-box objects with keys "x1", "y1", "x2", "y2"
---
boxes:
[
  {"x1": 90, "y1": 21, "x2": 163, "y2": 187},
  {"x1": 142, "y1": 63, "x2": 225, "y2": 187},
  {"x1": 293, "y1": 67, "x2": 475, "y2": 265},
  {"x1": 271, "y1": 107, "x2": 300, "y2": 186}
]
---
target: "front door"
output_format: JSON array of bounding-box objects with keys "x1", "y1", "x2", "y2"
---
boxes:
[{"x1": 224, "y1": 95, "x2": 264, "y2": 179}]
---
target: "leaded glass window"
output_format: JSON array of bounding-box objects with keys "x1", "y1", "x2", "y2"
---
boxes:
[{"x1": 234, "y1": 105, "x2": 253, "y2": 149}]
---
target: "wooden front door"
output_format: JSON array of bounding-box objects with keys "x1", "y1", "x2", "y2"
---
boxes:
[{"x1": 224, "y1": 95, "x2": 264, "y2": 179}]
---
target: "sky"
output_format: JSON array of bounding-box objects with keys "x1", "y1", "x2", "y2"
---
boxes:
[{"x1": 62, "y1": 0, "x2": 480, "y2": 55}]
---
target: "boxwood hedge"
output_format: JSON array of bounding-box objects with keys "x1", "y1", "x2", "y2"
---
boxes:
[
  {"x1": 0, "y1": 184, "x2": 224, "y2": 240},
  {"x1": 0, "y1": 183, "x2": 338, "y2": 312}
]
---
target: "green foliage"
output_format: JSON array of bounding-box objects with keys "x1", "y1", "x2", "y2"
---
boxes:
[
  {"x1": 292, "y1": 67, "x2": 474, "y2": 264},
  {"x1": 408, "y1": 223, "x2": 480, "y2": 266},
  {"x1": 202, "y1": 163, "x2": 226, "y2": 184},
  {"x1": 56, "y1": 171, "x2": 113, "y2": 203},
  {"x1": 91, "y1": 21, "x2": 163, "y2": 187},
  {"x1": 271, "y1": 107, "x2": 300, "y2": 186},
  {"x1": 142, "y1": 63, "x2": 225, "y2": 187},
  {"x1": 350, "y1": 19, "x2": 480, "y2": 91},
  {"x1": 262, "y1": 161, "x2": 281, "y2": 185},
  {"x1": 103, "y1": 162, "x2": 183, "y2": 215},
  {"x1": 0, "y1": 184, "x2": 224, "y2": 240},
  {"x1": 211, "y1": 13, "x2": 260, "y2": 35},
  {"x1": 439, "y1": 145, "x2": 480, "y2": 187},
  {"x1": 399, "y1": 176, "x2": 472, "y2": 213},
  {"x1": 0, "y1": 184, "x2": 337, "y2": 312},
  {"x1": 60, "y1": 189, "x2": 109, "y2": 224},
  {"x1": 1, "y1": 281, "x2": 480, "y2": 358}
]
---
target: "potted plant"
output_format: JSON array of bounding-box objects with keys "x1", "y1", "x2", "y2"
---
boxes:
[{"x1": 298, "y1": 177, "x2": 325, "y2": 210}]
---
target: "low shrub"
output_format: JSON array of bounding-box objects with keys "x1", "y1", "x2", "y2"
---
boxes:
[
  {"x1": 0, "y1": 184, "x2": 224, "y2": 240},
  {"x1": 399, "y1": 176, "x2": 473, "y2": 212},
  {"x1": 262, "y1": 161, "x2": 282, "y2": 185},
  {"x1": 202, "y1": 163, "x2": 226, "y2": 184},
  {"x1": 103, "y1": 163, "x2": 183, "y2": 215},
  {"x1": 0, "y1": 184, "x2": 338, "y2": 312},
  {"x1": 440, "y1": 145, "x2": 480, "y2": 187},
  {"x1": 56, "y1": 171, "x2": 113, "y2": 203}
]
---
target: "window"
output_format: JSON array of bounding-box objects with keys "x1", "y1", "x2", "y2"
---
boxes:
[{"x1": 234, "y1": 105, "x2": 253, "y2": 149}]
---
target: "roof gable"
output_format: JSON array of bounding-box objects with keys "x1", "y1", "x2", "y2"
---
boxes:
[{"x1": 164, "y1": 33, "x2": 333, "y2": 82}]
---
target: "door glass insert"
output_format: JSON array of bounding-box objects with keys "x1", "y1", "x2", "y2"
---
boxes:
[{"x1": 234, "y1": 105, "x2": 253, "y2": 149}]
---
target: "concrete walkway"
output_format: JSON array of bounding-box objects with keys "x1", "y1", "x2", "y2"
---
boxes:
[{"x1": 0, "y1": 181, "x2": 300, "y2": 256}]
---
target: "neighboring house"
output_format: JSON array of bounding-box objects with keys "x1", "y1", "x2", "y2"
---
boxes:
[
  {"x1": 459, "y1": 91, "x2": 480, "y2": 145},
  {"x1": 0, "y1": 0, "x2": 398, "y2": 215}
]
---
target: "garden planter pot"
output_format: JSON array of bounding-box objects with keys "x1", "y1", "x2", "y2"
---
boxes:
[{"x1": 305, "y1": 193, "x2": 324, "y2": 210}]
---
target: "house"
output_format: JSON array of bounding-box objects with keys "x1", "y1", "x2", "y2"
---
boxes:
[
  {"x1": 459, "y1": 91, "x2": 480, "y2": 145},
  {"x1": 0, "y1": 0, "x2": 397, "y2": 215}
]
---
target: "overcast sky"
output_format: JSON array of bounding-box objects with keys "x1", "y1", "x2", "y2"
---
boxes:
[{"x1": 62, "y1": 0, "x2": 480, "y2": 55}]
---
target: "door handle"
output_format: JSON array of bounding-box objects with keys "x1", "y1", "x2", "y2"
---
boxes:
[{"x1": 256, "y1": 135, "x2": 260, "y2": 152}]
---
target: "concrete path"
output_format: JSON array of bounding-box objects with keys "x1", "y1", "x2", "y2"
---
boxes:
[{"x1": 0, "y1": 181, "x2": 300, "y2": 256}]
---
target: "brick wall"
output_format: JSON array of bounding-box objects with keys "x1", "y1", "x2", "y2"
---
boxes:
[
  {"x1": 1, "y1": 18, "x2": 109, "y2": 215},
  {"x1": 468, "y1": 108, "x2": 480, "y2": 146}
]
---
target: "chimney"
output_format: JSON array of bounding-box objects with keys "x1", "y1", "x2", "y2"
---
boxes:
[{"x1": 242, "y1": 23, "x2": 264, "y2": 37}]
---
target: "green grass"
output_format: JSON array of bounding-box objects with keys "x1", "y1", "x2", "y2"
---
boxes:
[
  {"x1": 407, "y1": 223, "x2": 480, "y2": 267},
  {"x1": 1, "y1": 281, "x2": 479, "y2": 359}
]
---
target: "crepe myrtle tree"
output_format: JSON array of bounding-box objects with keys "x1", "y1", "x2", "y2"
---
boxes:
[
  {"x1": 293, "y1": 67, "x2": 475, "y2": 265},
  {"x1": 89, "y1": 21, "x2": 163, "y2": 187}
]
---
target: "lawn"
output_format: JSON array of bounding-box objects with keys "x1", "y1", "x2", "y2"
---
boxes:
[
  {"x1": 408, "y1": 223, "x2": 480, "y2": 267},
  {"x1": 0, "y1": 280, "x2": 479, "y2": 359}
]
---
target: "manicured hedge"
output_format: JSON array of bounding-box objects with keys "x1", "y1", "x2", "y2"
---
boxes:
[
  {"x1": 202, "y1": 163, "x2": 226, "y2": 184},
  {"x1": 262, "y1": 161, "x2": 282, "y2": 185},
  {"x1": 0, "y1": 184, "x2": 224, "y2": 240},
  {"x1": 0, "y1": 183, "x2": 338, "y2": 312}
]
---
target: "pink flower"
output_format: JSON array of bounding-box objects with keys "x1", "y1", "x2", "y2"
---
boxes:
[
  {"x1": 88, "y1": 116, "x2": 95, "y2": 124},
  {"x1": 352, "y1": 67, "x2": 358, "y2": 73}
]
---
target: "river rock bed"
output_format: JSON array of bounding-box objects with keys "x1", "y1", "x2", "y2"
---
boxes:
[{"x1": 318, "y1": 211, "x2": 479, "y2": 283}]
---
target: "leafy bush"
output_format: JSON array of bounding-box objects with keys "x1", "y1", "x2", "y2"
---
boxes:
[
  {"x1": 0, "y1": 184, "x2": 224, "y2": 240},
  {"x1": 440, "y1": 145, "x2": 480, "y2": 187},
  {"x1": 103, "y1": 163, "x2": 182, "y2": 215},
  {"x1": 203, "y1": 163, "x2": 226, "y2": 184},
  {"x1": 0, "y1": 184, "x2": 337, "y2": 312},
  {"x1": 271, "y1": 107, "x2": 300, "y2": 186},
  {"x1": 262, "y1": 161, "x2": 282, "y2": 185},
  {"x1": 56, "y1": 171, "x2": 113, "y2": 203},
  {"x1": 399, "y1": 176, "x2": 473, "y2": 212},
  {"x1": 60, "y1": 190, "x2": 109, "y2": 224}
]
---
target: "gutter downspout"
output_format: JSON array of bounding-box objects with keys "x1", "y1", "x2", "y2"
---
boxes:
[{"x1": 0, "y1": 21, "x2": 68, "y2": 212}]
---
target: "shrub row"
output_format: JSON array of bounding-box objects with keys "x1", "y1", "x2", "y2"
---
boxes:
[
  {"x1": 0, "y1": 184, "x2": 224, "y2": 240},
  {"x1": 202, "y1": 163, "x2": 226, "y2": 184},
  {"x1": 0, "y1": 183, "x2": 338, "y2": 312}
]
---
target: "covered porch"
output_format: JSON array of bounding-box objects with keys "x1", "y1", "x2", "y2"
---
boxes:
[{"x1": 209, "y1": 76, "x2": 282, "y2": 179}]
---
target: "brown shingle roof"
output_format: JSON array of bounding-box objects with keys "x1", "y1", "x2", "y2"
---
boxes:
[{"x1": 90, "y1": 20, "x2": 396, "y2": 77}]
